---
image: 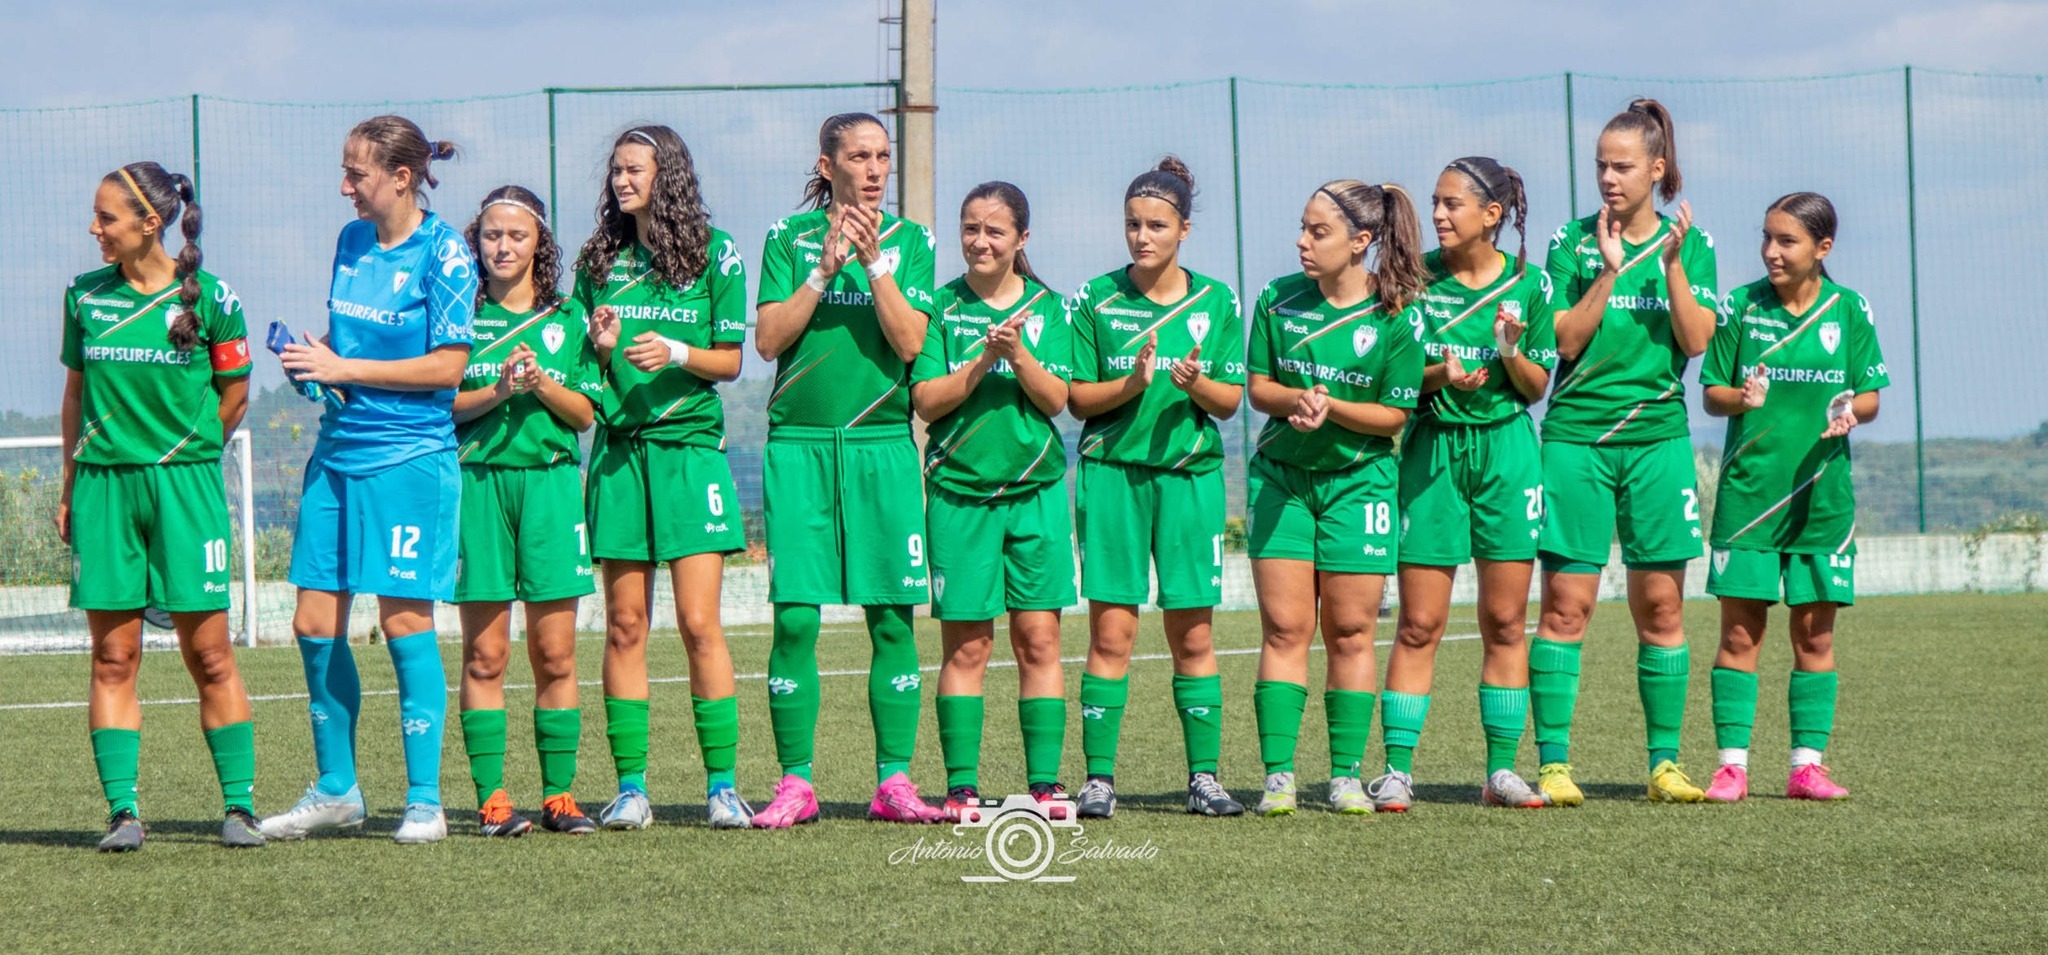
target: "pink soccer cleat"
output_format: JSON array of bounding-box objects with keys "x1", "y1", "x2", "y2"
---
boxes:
[
  {"x1": 1704, "y1": 764, "x2": 1749, "y2": 803},
  {"x1": 750, "y1": 774, "x2": 821, "y2": 829},
  {"x1": 1786, "y1": 764, "x2": 1850, "y2": 801},
  {"x1": 868, "y1": 772, "x2": 945, "y2": 823}
]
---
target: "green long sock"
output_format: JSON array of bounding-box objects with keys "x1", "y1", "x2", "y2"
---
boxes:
[
  {"x1": 533, "y1": 707, "x2": 581, "y2": 798},
  {"x1": 767, "y1": 603, "x2": 822, "y2": 781},
  {"x1": 1638, "y1": 643, "x2": 1691, "y2": 769},
  {"x1": 1530, "y1": 637, "x2": 1582, "y2": 765},
  {"x1": 1788, "y1": 670, "x2": 1839, "y2": 752},
  {"x1": 1325, "y1": 689, "x2": 1375, "y2": 779},
  {"x1": 204, "y1": 721, "x2": 256, "y2": 815},
  {"x1": 1711, "y1": 667, "x2": 1760, "y2": 751},
  {"x1": 867, "y1": 605, "x2": 922, "y2": 784},
  {"x1": 460, "y1": 708, "x2": 508, "y2": 806},
  {"x1": 1079, "y1": 672, "x2": 1128, "y2": 778},
  {"x1": 1172, "y1": 673, "x2": 1224, "y2": 775},
  {"x1": 1253, "y1": 680, "x2": 1308, "y2": 774},
  {"x1": 1477, "y1": 684, "x2": 1528, "y2": 775},
  {"x1": 937, "y1": 695, "x2": 984, "y2": 789},
  {"x1": 90, "y1": 727, "x2": 141, "y2": 818},
  {"x1": 604, "y1": 697, "x2": 650, "y2": 791},
  {"x1": 1380, "y1": 691, "x2": 1431, "y2": 774},
  {"x1": 1018, "y1": 697, "x2": 1066, "y2": 785},
  {"x1": 692, "y1": 695, "x2": 740, "y2": 793}
]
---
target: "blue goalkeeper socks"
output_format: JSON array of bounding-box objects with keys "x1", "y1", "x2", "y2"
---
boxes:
[
  {"x1": 386, "y1": 631, "x2": 448, "y2": 806},
  {"x1": 297, "y1": 636, "x2": 361, "y2": 797}
]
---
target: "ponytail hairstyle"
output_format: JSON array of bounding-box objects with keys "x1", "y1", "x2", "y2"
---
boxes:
[
  {"x1": 961, "y1": 180, "x2": 1040, "y2": 284},
  {"x1": 1314, "y1": 180, "x2": 1427, "y2": 312},
  {"x1": 1602, "y1": 98, "x2": 1681, "y2": 203},
  {"x1": 106, "y1": 162, "x2": 203, "y2": 350},
  {"x1": 347, "y1": 114, "x2": 458, "y2": 207},
  {"x1": 1125, "y1": 155, "x2": 1196, "y2": 222},
  {"x1": 575, "y1": 124, "x2": 712, "y2": 292},
  {"x1": 1767, "y1": 191, "x2": 1838, "y2": 280},
  {"x1": 1444, "y1": 156, "x2": 1530, "y2": 279},
  {"x1": 466, "y1": 185, "x2": 563, "y2": 310},
  {"x1": 801, "y1": 112, "x2": 888, "y2": 211}
]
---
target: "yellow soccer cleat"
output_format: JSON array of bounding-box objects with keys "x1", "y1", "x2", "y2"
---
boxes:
[
  {"x1": 1537, "y1": 762, "x2": 1584, "y2": 807},
  {"x1": 1647, "y1": 760, "x2": 1707, "y2": 803}
]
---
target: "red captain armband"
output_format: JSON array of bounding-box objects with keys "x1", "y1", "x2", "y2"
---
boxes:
[{"x1": 210, "y1": 338, "x2": 252, "y2": 373}]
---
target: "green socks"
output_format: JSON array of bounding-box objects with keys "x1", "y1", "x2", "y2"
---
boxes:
[
  {"x1": 937, "y1": 695, "x2": 984, "y2": 789},
  {"x1": 1079, "y1": 672, "x2": 1127, "y2": 778},
  {"x1": 1477, "y1": 684, "x2": 1528, "y2": 774},
  {"x1": 1254, "y1": 680, "x2": 1308, "y2": 774},
  {"x1": 1172, "y1": 673, "x2": 1223, "y2": 775},
  {"x1": 91, "y1": 727, "x2": 141, "y2": 818},
  {"x1": 1711, "y1": 667, "x2": 1759, "y2": 751},
  {"x1": 1325, "y1": 689, "x2": 1375, "y2": 779},
  {"x1": 1788, "y1": 669, "x2": 1838, "y2": 752},
  {"x1": 1018, "y1": 697, "x2": 1066, "y2": 785},
  {"x1": 1638, "y1": 643, "x2": 1691, "y2": 769},
  {"x1": 1530, "y1": 637, "x2": 1582, "y2": 765},
  {"x1": 1380, "y1": 691, "x2": 1431, "y2": 774},
  {"x1": 461, "y1": 708, "x2": 508, "y2": 805},
  {"x1": 767, "y1": 602, "x2": 821, "y2": 781},
  {"x1": 604, "y1": 696, "x2": 650, "y2": 791},
  {"x1": 866, "y1": 605, "x2": 922, "y2": 784},
  {"x1": 534, "y1": 707, "x2": 581, "y2": 797},
  {"x1": 204, "y1": 721, "x2": 257, "y2": 815},
  {"x1": 692, "y1": 695, "x2": 740, "y2": 793}
]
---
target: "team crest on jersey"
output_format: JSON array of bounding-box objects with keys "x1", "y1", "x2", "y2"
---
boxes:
[
  {"x1": 1819, "y1": 321, "x2": 1841, "y2": 355},
  {"x1": 878, "y1": 247, "x2": 902, "y2": 276},
  {"x1": 542, "y1": 322, "x2": 565, "y2": 354},
  {"x1": 933, "y1": 574, "x2": 946, "y2": 602},
  {"x1": 164, "y1": 305, "x2": 185, "y2": 329},
  {"x1": 392, "y1": 271, "x2": 410, "y2": 293},
  {"x1": 1187, "y1": 312, "x2": 1210, "y2": 343},
  {"x1": 1024, "y1": 313, "x2": 1044, "y2": 346},
  {"x1": 1354, "y1": 325, "x2": 1378, "y2": 357}
]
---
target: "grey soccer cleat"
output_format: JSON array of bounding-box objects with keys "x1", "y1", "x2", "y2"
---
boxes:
[
  {"x1": 1257, "y1": 771, "x2": 1298, "y2": 817},
  {"x1": 220, "y1": 808, "x2": 267, "y2": 848},
  {"x1": 1367, "y1": 770, "x2": 1414, "y2": 813},
  {"x1": 707, "y1": 787, "x2": 754, "y2": 829},
  {"x1": 260, "y1": 784, "x2": 367, "y2": 840},
  {"x1": 393, "y1": 803, "x2": 448, "y2": 844},
  {"x1": 1327, "y1": 775, "x2": 1374, "y2": 814},
  {"x1": 1483, "y1": 769, "x2": 1550, "y2": 808},
  {"x1": 599, "y1": 789, "x2": 653, "y2": 830},
  {"x1": 1186, "y1": 772, "x2": 1245, "y2": 817},
  {"x1": 98, "y1": 810, "x2": 145, "y2": 852},
  {"x1": 1075, "y1": 777, "x2": 1117, "y2": 819}
]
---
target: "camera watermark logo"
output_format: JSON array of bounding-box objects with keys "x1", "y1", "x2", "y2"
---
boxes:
[{"x1": 888, "y1": 794, "x2": 1159, "y2": 884}]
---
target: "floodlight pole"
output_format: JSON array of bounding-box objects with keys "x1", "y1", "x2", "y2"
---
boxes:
[{"x1": 898, "y1": 0, "x2": 936, "y2": 229}]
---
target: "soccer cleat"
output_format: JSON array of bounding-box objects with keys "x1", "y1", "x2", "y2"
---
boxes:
[
  {"x1": 1185, "y1": 772, "x2": 1245, "y2": 817},
  {"x1": 1029, "y1": 782, "x2": 1070, "y2": 821},
  {"x1": 259, "y1": 784, "x2": 368, "y2": 840},
  {"x1": 477, "y1": 790, "x2": 532, "y2": 838},
  {"x1": 1367, "y1": 770, "x2": 1414, "y2": 813},
  {"x1": 98, "y1": 810, "x2": 145, "y2": 853},
  {"x1": 943, "y1": 785, "x2": 983, "y2": 824},
  {"x1": 1537, "y1": 762, "x2": 1585, "y2": 808},
  {"x1": 869, "y1": 772, "x2": 946, "y2": 823},
  {"x1": 1647, "y1": 760, "x2": 1707, "y2": 803},
  {"x1": 1075, "y1": 777, "x2": 1116, "y2": 820},
  {"x1": 598, "y1": 789, "x2": 652, "y2": 830},
  {"x1": 220, "y1": 808, "x2": 267, "y2": 848},
  {"x1": 750, "y1": 774, "x2": 821, "y2": 829},
  {"x1": 707, "y1": 785, "x2": 755, "y2": 829},
  {"x1": 1257, "y1": 771, "x2": 1298, "y2": 817},
  {"x1": 1482, "y1": 769, "x2": 1548, "y2": 808},
  {"x1": 1704, "y1": 764, "x2": 1750, "y2": 803},
  {"x1": 1786, "y1": 764, "x2": 1850, "y2": 801},
  {"x1": 540, "y1": 794, "x2": 596, "y2": 834},
  {"x1": 393, "y1": 803, "x2": 448, "y2": 844},
  {"x1": 1327, "y1": 775, "x2": 1373, "y2": 814}
]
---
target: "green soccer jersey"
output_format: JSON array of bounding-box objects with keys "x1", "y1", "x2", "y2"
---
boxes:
[
  {"x1": 1416, "y1": 250, "x2": 1560, "y2": 426},
  {"x1": 60, "y1": 266, "x2": 251, "y2": 467},
  {"x1": 757, "y1": 207, "x2": 938, "y2": 431},
  {"x1": 573, "y1": 230, "x2": 749, "y2": 446},
  {"x1": 1543, "y1": 213, "x2": 1718, "y2": 445},
  {"x1": 456, "y1": 296, "x2": 605, "y2": 467},
  {"x1": 1070, "y1": 267, "x2": 1245, "y2": 473},
  {"x1": 911, "y1": 276, "x2": 1074, "y2": 500},
  {"x1": 1700, "y1": 278, "x2": 1889, "y2": 554},
  {"x1": 1246, "y1": 273, "x2": 1424, "y2": 471}
]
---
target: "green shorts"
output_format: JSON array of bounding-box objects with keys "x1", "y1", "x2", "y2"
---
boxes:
[
  {"x1": 69, "y1": 462, "x2": 231, "y2": 613},
  {"x1": 925, "y1": 481, "x2": 1076, "y2": 620},
  {"x1": 763, "y1": 426, "x2": 929, "y2": 606},
  {"x1": 1708, "y1": 547, "x2": 1855, "y2": 607},
  {"x1": 1539, "y1": 435, "x2": 1703, "y2": 571},
  {"x1": 1247, "y1": 453, "x2": 1398, "y2": 574},
  {"x1": 456, "y1": 463, "x2": 597, "y2": 603},
  {"x1": 1076, "y1": 458, "x2": 1223, "y2": 609},
  {"x1": 1398, "y1": 416, "x2": 1543, "y2": 566},
  {"x1": 587, "y1": 432, "x2": 745, "y2": 564}
]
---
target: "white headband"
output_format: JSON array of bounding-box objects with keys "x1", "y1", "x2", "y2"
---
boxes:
[
  {"x1": 483, "y1": 197, "x2": 546, "y2": 224},
  {"x1": 627, "y1": 130, "x2": 658, "y2": 146}
]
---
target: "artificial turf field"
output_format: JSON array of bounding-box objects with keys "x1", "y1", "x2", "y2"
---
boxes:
[{"x1": 0, "y1": 593, "x2": 2042, "y2": 953}]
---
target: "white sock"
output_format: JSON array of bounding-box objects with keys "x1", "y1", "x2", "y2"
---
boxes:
[
  {"x1": 1790, "y1": 747, "x2": 1824, "y2": 768},
  {"x1": 1719, "y1": 748, "x2": 1749, "y2": 769}
]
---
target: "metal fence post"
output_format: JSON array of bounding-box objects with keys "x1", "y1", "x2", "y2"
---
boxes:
[
  {"x1": 1229, "y1": 77, "x2": 1251, "y2": 478},
  {"x1": 1904, "y1": 65, "x2": 1927, "y2": 532}
]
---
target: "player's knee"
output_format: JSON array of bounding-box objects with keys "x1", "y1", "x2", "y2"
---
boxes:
[
  {"x1": 1638, "y1": 598, "x2": 1685, "y2": 643},
  {"x1": 1481, "y1": 605, "x2": 1529, "y2": 645},
  {"x1": 1393, "y1": 617, "x2": 1442, "y2": 652},
  {"x1": 464, "y1": 652, "x2": 506, "y2": 685},
  {"x1": 946, "y1": 636, "x2": 993, "y2": 671},
  {"x1": 1792, "y1": 626, "x2": 1834, "y2": 659},
  {"x1": 530, "y1": 649, "x2": 576, "y2": 685},
  {"x1": 1014, "y1": 635, "x2": 1061, "y2": 671},
  {"x1": 189, "y1": 641, "x2": 239, "y2": 687},
  {"x1": 676, "y1": 607, "x2": 722, "y2": 647},
  {"x1": 1540, "y1": 603, "x2": 1589, "y2": 640},
  {"x1": 1171, "y1": 631, "x2": 1214, "y2": 663},
  {"x1": 1325, "y1": 613, "x2": 1377, "y2": 655},
  {"x1": 91, "y1": 643, "x2": 140, "y2": 685}
]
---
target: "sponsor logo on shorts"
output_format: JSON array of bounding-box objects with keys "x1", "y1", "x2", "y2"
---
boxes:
[
  {"x1": 389, "y1": 567, "x2": 418, "y2": 581},
  {"x1": 205, "y1": 581, "x2": 228, "y2": 594},
  {"x1": 1363, "y1": 544, "x2": 1389, "y2": 557},
  {"x1": 704, "y1": 522, "x2": 730, "y2": 534},
  {"x1": 900, "y1": 574, "x2": 929, "y2": 588}
]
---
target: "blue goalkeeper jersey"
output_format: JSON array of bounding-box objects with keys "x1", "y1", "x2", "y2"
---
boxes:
[{"x1": 313, "y1": 213, "x2": 477, "y2": 474}]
